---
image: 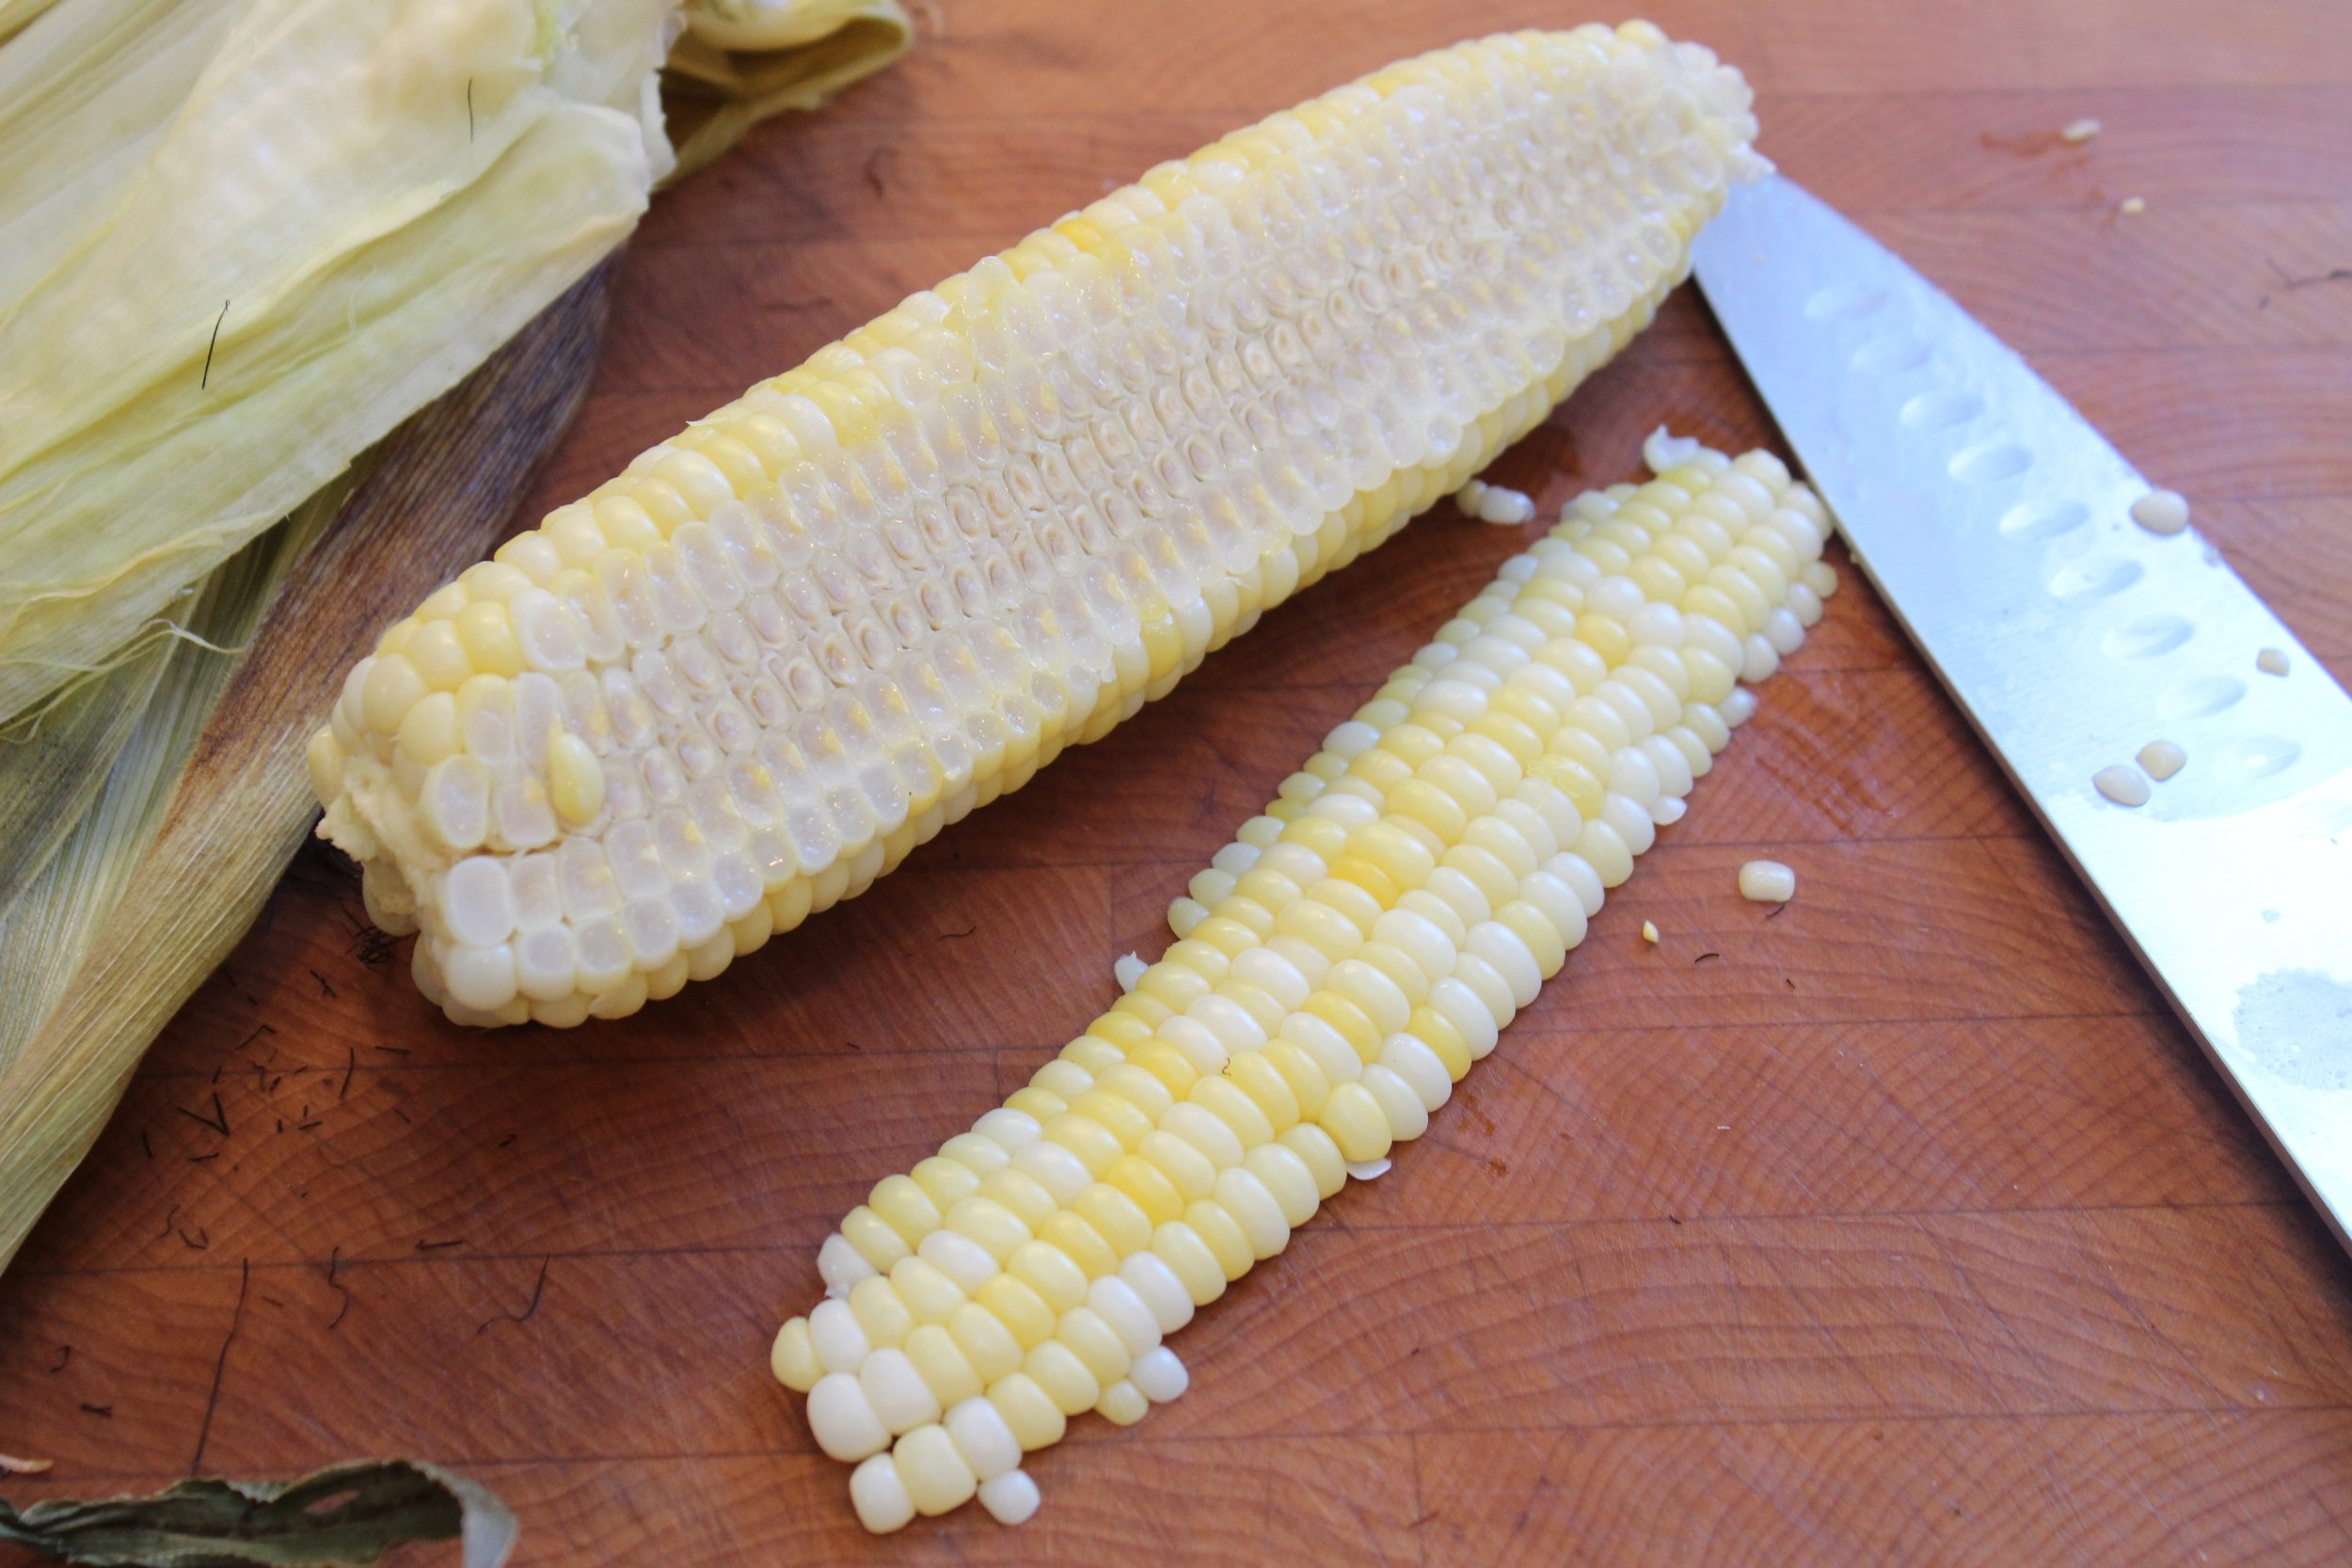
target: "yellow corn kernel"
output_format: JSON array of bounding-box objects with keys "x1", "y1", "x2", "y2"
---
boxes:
[
  {"x1": 1071, "y1": 1183, "x2": 1154, "y2": 1257},
  {"x1": 1186, "y1": 916, "x2": 1263, "y2": 958},
  {"x1": 1406, "y1": 1006, "x2": 1473, "y2": 1082},
  {"x1": 946, "y1": 1302, "x2": 1025, "y2": 1386},
  {"x1": 1036, "y1": 1212, "x2": 1119, "y2": 1279},
  {"x1": 1259, "y1": 1041, "x2": 1332, "y2": 1119},
  {"x1": 1060, "y1": 1035, "x2": 1126, "y2": 1076},
  {"x1": 1089, "y1": 1013, "x2": 1156, "y2": 1052},
  {"x1": 1223, "y1": 1052, "x2": 1303, "y2": 1132},
  {"x1": 1003, "y1": 1087, "x2": 1067, "y2": 1122},
  {"x1": 1095, "y1": 1379, "x2": 1150, "y2": 1427},
  {"x1": 889, "y1": 1259, "x2": 967, "y2": 1328},
  {"x1": 547, "y1": 735, "x2": 605, "y2": 826},
  {"x1": 903, "y1": 1324, "x2": 983, "y2": 1408},
  {"x1": 454, "y1": 601, "x2": 524, "y2": 677},
  {"x1": 987, "y1": 1373, "x2": 1067, "y2": 1451},
  {"x1": 911, "y1": 1157, "x2": 983, "y2": 1212},
  {"x1": 976, "y1": 1275, "x2": 1057, "y2": 1351},
  {"x1": 771, "y1": 1318, "x2": 819, "y2": 1391},
  {"x1": 1041, "y1": 1114, "x2": 1123, "y2": 1177},
  {"x1": 1183, "y1": 1199, "x2": 1254, "y2": 1281},
  {"x1": 1301, "y1": 992, "x2": 1380, "y2": 1060},
  {"x1": 1150, "y1": 1222, "x2": 1228, "y2": 1307},
  {"x1": 397, "y1": 692, "x2": 460, "y2": 768},
  {"x1": 1127, "y1": 1043, "x2": 1199, "y2": 1101},
  {"x1": 359, "y1": 654, "x2": 427, "y2": 735},
  {"x1": 1281, "y1": 1124, "x2": 1349, "y2": 1199},
  {"x1": 1137, "y1": 1131, "x2": 1217, "y2": 1203},
  {"x1": 945, "y1": 1197, "x2": 1030, "y2": 1263},
  {"x1": 1092, "y1": 1065, "x2": 1175, "y2": 1123},
  {"x1": 869, "y1": 1175, "x2": 941, "y2": 1244},
  {"x1": 842, "y1": 1207, "x2": 912, "y2": 1273},
  {"x1": 1306, "y1": 878, "x2": 1384, "y2": 937},
  {"x1": 1103, "y1": 1154, "x2": 1184, "y2": 1227},
  {"x1": 1320, "y1": 1081, "x2": 1394, "y2": 1164},
  {"x1": 975, "y1": 1170, "x2": 1059, "y2": 1230},
  {"x1": 1111, "y1": 992, "x2": 1173, "y2": 1028},
  {"x1": 1023, "y1": 1339, "x2": 1102, "y2": 1418},
  {"x1": 1007, "y1": 1241, "x2": 1088, "y2": 1312},
  {"x1": 1062, "y1": 1090, "x2": 1151, "y2": 1151},
  {"x1": 850, "y1": 1277, "x2": 914, "y2": 1351}
]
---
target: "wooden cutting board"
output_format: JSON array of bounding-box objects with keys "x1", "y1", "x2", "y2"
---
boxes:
[{"x1": 5, "y1": 2, "x2": 2350, "y2": 1563}]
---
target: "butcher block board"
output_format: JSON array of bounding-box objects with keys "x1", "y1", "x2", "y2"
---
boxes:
[{"x1": 5, "y1": 2, "x2": 2351, "y2": 1563}]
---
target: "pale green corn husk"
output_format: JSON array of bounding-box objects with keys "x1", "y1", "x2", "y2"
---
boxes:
[
  {"x1": 0, "y1": 0, "x2": 906, "y2": 1272},
  {"x1": 667, "y1": 0, "x2": 915, "y2": 176},
  {"x1": 0, "y1": 0, "x2": 909, "y2": 729},
  {"x1": 0, "y1": 481, "x2": 354, "y2": 1077}
]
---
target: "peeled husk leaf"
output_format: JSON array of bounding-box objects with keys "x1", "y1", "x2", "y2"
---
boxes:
[
  {"x1": 666, "y1": 0, "x2": 914, "y2": 177},
  {"x1": 0, "y1": 1457, "x2": 515, "y2": 1568},
  {"x1": 0, "y1": 0, "x2": 909, "y2": 728},
  {"x1": 0, "y1": 630, "x2": 171, "y2": 908},
  {"x1": 0, "y1": 0, "x2": 665, "y2": 727},
  {"x1": 0, "y1": 0, "x2": 63, "y2": 43}
]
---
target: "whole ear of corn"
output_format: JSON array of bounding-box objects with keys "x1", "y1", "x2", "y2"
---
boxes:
[
  {"x1": 311, "y1": 23, "x2": 1767, "y2": 1026},
  {"x1": 766, "y1": 438, "x2": 1838, "y2": 1530}
]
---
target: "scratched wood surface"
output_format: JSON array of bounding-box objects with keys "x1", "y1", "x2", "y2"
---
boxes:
[{"x1": 6, "y1": 2, "x2": 2352, "y2": 1563}]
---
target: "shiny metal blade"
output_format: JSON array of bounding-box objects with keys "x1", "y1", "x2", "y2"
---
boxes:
[{"x1": 1694, "y1": 174, "x2": 2352, "y2": 1252}]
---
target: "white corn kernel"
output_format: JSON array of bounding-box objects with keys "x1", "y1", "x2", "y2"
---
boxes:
[
  {"x1": 810, "y1": 1298, "x2": 871, "y2": 1374},
  {"x1": 2130, "y1": 489, "x2": 2189, "y2": 536},
  {"x1": 850, "y1": 1453, "x2": 915, "y2": 1534},
  {"x1": 818, "y1": 1233, "x2": 880, "y2": 1296},
  {"x1": 861, "y1": 1349, "x2": 942, "y2": 1434},
  {"x1": 977, "y1": 1469, "x2": 1041, "y2": 1526},
  {"x1": 1127, "y1": 1345, "x2": 1190, "y2": 1403},
  {"x1": 944, "y1": 1397, "x2": 1023, "y2": 1483},
  {"x1": 2093, "y1": 765, "x2": 2151, "y2": 807},
  {"x1": 808, "y1": 1372, "x2": 891, "y2": 1463}
]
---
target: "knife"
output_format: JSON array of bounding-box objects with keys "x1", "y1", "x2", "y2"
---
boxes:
[{"x1": 1692, "y1": 174, "x2": 2352, "y2": 1255}]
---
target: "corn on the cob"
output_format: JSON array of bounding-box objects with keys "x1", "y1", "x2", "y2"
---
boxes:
[
  {"x1": 767, "y1": 438, "x2": 1837, "y2": 1530},
  {"x1": 309, "y1": 23, "x2": 1765, "y2": 1026}
]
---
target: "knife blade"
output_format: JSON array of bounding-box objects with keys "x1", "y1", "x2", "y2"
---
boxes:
[{"x1": 1692, "y1": 174, "x2": 2352, "y2": 1254}]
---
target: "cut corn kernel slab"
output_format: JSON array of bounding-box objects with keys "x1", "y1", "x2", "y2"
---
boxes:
[
  {"x1": 310, "y1": 22, "x2": 1764, "y2": 1026},
  {"x1": 770, "y1": 440, "x2": 1836, "y2": 1531}
]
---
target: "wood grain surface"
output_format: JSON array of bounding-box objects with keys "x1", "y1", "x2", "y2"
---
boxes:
[{"x1": 5, "y1": 2, "x2": 2350, "y2": 1563}]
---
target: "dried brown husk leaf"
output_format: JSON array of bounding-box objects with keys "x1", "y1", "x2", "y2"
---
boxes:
[{"x1": 0, "y1": 1457, "x2": 514, "y2": 1568}]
